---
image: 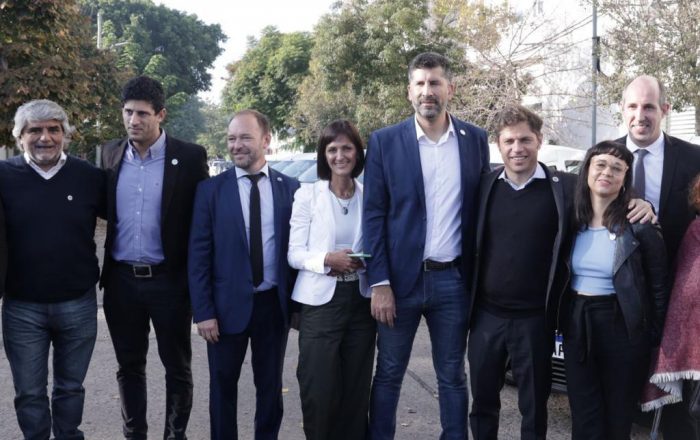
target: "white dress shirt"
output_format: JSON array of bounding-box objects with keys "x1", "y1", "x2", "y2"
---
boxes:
[
  {"x1": 498, "y1": 163, "x2": 547, "y2": 190},
  {"x1": 626, "y1": 133, "x2": 664, "y2": 215},
  {"x1": 236, "y1": 164, "x2": 277, "y2": 292},
  {"x1": 24, "y1": 152, "x2": 67, "y2": 180},
  {"x1": 415, "y1": 116, "x2": 462, "y2": 262}
]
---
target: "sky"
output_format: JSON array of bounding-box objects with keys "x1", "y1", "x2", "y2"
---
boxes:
[{"x1": 155, "y1": 0, "x2": 337, "y2": 102}]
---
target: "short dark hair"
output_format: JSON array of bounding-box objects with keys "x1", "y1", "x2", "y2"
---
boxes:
[
  {"x1": 408, "y1": 52, "x2": 452, "y2": 81},
  {"x1": 493, "y1": 105, "x2": 543, "y2": 141},
  {"x1": 574, "y1": 140, "x2": 634, "y2": 233},
  {"x1": 121, "y1": 76, "x2": 166, "y2": 113},
  {"x1": 316, "y1": 120, "x2": 365, "y2": 181},
  {"x1": 230, "y1": 109, "x2": 271, "y2": 136}
]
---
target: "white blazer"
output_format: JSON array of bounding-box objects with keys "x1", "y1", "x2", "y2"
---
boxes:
[{"x1": 288, "y1": 179, "x2": 370, "y2": 305}]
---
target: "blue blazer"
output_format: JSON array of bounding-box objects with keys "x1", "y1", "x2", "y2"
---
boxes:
[
  {"x1": 363, "y1": 116, "x2": 490, "y2": 297},
  {"x1": 188, "y1": 166, "x2": 299, "y2": 334}
]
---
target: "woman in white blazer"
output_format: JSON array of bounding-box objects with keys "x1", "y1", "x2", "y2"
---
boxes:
[{"x1": 288, "y1": 120, "x2": 375, "y2": 440}]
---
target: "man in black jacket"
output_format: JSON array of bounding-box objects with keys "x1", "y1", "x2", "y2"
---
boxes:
[
  {"x1": 101, "y1": 76, "x2": 208, "y2": 440},
  {"x1": 618, "y1": 74, "x2": 700, "y2": 440},
  {"x1": 468, "y1": 105, "x2": 654, "y2": 440}
]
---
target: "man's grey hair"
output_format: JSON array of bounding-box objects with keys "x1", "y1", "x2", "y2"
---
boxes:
[
  {"x1": 621, "y1": 75, "x2": 668, "y2": 108},
  {"x1": 12, "y1": 99, "x2": 73, "y2": 149}
]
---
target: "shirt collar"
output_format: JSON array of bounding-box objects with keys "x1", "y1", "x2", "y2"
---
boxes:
[
  {"x1": 24, "y1": 151, "x2": 67, "y2": 173},
  {"x1": 498, "y1": 162, "x2": 547, "y2": 190},
  {"x1": 235, "y1": 162, "x2": 270, "y2": 180},
  {"x1": 414, "y1": 114, "x2": 455, "y2": 145},
  {"x1": 625, "y1": 132, "x2": 664, "y2": 156},
  {"x1": 126, "y1": 130, "x2": 167, "y2": 160}
]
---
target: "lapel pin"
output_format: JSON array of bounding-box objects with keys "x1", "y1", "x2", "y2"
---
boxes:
[
  {"x1": 171, "y1": 159, "x2": 179, "y2": 165},
  {"x1": 277, "y1": 177, "x2": 283, "y2": 182},
  {"x1": 552, "y1": 176, "x2": 559, "y2": 182},
  {"x1": 67, "y1": 195, "x2": 73, "y2": 201},
  {"x1": 459, "y1": 129, "x2": 466, "y2": 136}
]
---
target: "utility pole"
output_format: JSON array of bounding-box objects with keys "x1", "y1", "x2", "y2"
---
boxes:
[
  {"x1": 95, "y1": 10, "x2": 103, "y2": 167},
  {"x1": 591, "y1": 0, "x2": 599, "y2": 147}
]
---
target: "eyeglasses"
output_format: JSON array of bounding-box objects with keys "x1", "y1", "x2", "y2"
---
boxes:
[{"x1": 591, "y1": 160, "x2": 628, "y2": 176}]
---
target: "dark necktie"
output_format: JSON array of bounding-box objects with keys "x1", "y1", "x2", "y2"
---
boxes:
[
  {"x1": 633, "y1": 149, "x2": 648, "y2": 199},
  {"x1": 246, "y1": 173, "x2": 264, "y2": 287}
]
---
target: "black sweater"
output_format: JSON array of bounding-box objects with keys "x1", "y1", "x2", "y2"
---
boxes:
[
  {"x1": 0, "y1": 156, "x2": 105, "y2": 302},
  {"x1": 477, "y1": 178, "x2": 558, "y2": 317}
]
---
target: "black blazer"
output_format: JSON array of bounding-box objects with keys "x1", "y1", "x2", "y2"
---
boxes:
[
  {"x1": 617, "y1": 134, "x2": 700, "y2": 263},
  {"x1": 100, "y1": 135, "x2": 209, "y2": 288},
  {"x1": 0, "y1": 197, "x2": 7, "y2": 298},
  {"x1": 470, "y1": 164, "x2": 577, "y2": 329}
]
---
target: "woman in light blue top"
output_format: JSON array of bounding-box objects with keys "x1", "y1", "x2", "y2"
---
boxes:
[
  {"x1": 288, "y1": 120, "x2": 375, "y2": 440},
  {"x1": 560, "y1": 141, "x2": 669, "y2": 440}
]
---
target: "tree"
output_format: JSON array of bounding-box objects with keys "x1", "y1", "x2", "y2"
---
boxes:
[
  {"x1": 196, "y1": 102, "x2": 229, "y2": 159},
  {"x1": 221, "y1": 26, "x2": 313, "y2": 140},
  {"x1": 290, "y1": 0, "x2": 465, "y2": 147},
  {"x1": 163, "y1": 94, "x2": 206, "y2": 144},
  {"x1": 599, "y1": 0, "x2": 700, "y2": 133},
  {"x1": 79, "y1": 0, "x2": 227, "y2": 97},
  {"x1": 0, "y1": 0, "x2": 126, "y2": 156}
]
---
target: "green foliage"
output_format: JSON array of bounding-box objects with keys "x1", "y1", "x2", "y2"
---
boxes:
[
  {"x1": 289, "y1": 0, "x2": 511, "y2": 144},
  {"x1": 221, "y1": 26, "x2": 313, "y2": 139},
  {"x1": 196, "y1": 102, "x2": 229, "y2": 159},
  {"x1": 79, "y1": 0, "x2": 227, "y2": 97},
  {"x1": 163, "y1": 93, "x2": 205, "y2": 144},
  {"x1": 0, "y1": 0, "x2": 126, "y2": 156},
  {"x1": 599, "y1": 0, "x2": 700, "y2": 132}
]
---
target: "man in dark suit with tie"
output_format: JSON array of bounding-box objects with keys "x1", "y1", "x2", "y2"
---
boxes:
[
  {"x1": 618, "y1": 75, "x2": 700, "y2": 440},
  {"x1": 101, "y1": 75, "x2": 209, "y2": 440},
  {"x1": 188, "y1": 109, "x2": 299, "y2": 440},
  {"x1": 363, "y1": 52, "x2": 490, "y2": 439}
]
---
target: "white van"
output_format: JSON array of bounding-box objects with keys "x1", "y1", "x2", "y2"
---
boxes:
[{"x1": 489, "y1": 143, "x2": 585, "y2": 173}]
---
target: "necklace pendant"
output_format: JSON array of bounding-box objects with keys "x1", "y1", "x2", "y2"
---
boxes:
[{"x1": 342, "y1": 206, "x2": 348, "y2": 215}]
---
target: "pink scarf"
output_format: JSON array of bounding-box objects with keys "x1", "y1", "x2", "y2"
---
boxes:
[{"x1": 641, "y1": 219, "x2": 700, "y2": 411}]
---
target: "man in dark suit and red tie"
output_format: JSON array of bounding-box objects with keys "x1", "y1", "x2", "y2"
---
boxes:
[
  {"x1": 188, "y1": 109, "x2": 299, "y2": 440},
  {"x1": 101, "y1": 75, "x2": 209, "y2": 440},
  {"x1": 362, "y1": 52, "x2": 491, "y2": 439},
  {"x1": 617, "y1": 75, "x2": 700, "y2": 440}
]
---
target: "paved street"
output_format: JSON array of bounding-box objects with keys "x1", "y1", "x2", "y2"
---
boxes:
[{"x1": 0, "y1": 222, "x2": 655, "y2": 438}]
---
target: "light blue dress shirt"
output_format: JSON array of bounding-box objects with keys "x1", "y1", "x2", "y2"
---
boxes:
[{"x1": 112, "y1": 131, "x2": 166, "y2": 264}]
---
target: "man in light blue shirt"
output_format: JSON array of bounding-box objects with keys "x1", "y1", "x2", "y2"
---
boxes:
[{"x1": 101, "y1": 76, "x2": 208, "y2": 440}]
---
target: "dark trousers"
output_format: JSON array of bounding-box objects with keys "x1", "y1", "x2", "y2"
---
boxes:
[
  {"x1": 468, "y1": 308, "x2": 551, "y2": 440},
  {"x1": 207, "y1": 288, "x2": 288, "y2": 440},
  {"x1": 103, "y1": 266, "x2": 193, "y2": 440},
  {"x1": 297, "y1": 280, "x2": 376, "y2": 440},
  {"x1": 660, "y1": 381, "x2": 700, "y2": 439},
  {"x1": 564, "y1": 295, "x2": 649, "y2": 440}
]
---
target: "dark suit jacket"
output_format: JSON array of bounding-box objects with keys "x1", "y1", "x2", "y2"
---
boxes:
[
  {"x1": 363, "y1": 115, "x2": 491, "y2": 296},
  {"x1": 617, "y1": 134, "x2": 700, "y2": 263},
  {"x1": 470, "y1": 165, "x2": 577, "y2": 329},
  {"x1": 0, "y1": 197, "x2": 7, "y2": 298},
  {"x1": 100, "y1": 135, "x2": 209, "y2": 288},
  {"x1": 188, "y1": 167, "x2": 299, "y2": 334}
]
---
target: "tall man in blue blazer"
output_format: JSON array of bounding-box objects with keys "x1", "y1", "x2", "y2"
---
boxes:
[
  {"x1": 363, "y1": 52, "x2": 490, "y2": 439},
  {"x1": 188, "y1": 109, "x2": 299, "y2": 440}
]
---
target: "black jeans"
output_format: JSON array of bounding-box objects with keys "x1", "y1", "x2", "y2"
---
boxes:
[
  {"x1": 104, "y1": 266, "x2": 193, "y2": 440},
  {"x1": 564, "y1": 295, "x2": 649, "y2": 440},
  {"x1": 297, "y1": 280, "x2": 376, "y2": 440}
]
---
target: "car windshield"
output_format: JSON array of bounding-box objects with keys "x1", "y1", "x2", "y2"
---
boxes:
[
  {"x1": 298, "y1": 164, "x2": 318, "y2": 183},
  {"x1": 281, "y1": 160, "x2": 315, "y2": 178}
]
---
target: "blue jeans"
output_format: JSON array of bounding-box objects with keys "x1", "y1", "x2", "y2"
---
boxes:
[
  {"x1": 2, "y1": 289, "x2": 97, "y2": 440},
  {"x1": 369, "y1": 268, "x2": 469, "y2": 440}
]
